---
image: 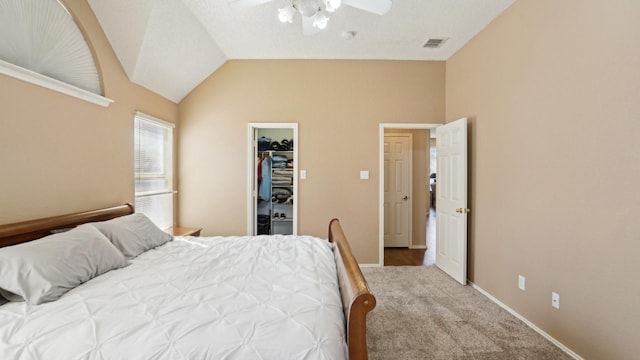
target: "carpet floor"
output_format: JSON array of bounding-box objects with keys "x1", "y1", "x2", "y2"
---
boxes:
[{"x1": 362, "y1": 266, "x2": 573, "y2": 360}]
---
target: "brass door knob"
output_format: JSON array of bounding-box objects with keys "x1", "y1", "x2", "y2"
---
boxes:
[{"x1": 456, "y1": 208, "x2": 471, "y2": 213}]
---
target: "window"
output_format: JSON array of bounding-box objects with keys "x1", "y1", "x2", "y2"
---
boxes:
[
  {"x1": 134, "y1": 112, "x2": 175, "y2": 230},
  {"x1": 0, "y1": 0, "x2": 112, "y2": 106}
]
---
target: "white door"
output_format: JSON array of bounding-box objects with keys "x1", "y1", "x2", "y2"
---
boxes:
[
  {"x1": 435, "y1": 118, "x2": 468, "y2": 285},
  {"x1": 384, "y1": 135, "x2": 412, "y2": 247}
]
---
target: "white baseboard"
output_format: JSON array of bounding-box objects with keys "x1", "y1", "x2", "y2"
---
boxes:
[
  {"x1": 359, "y1": 263, "x2": 382, "y2": 268},
  {"x1": 409, "y1": 244, "x2": 427, "y2": 249},
  {"x1": 469, "y1": 282, "x2": 584, "y2": 360}
]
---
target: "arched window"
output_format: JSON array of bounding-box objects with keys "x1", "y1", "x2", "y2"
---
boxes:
[{"x1": 0, "y1": 0, "x2": 112, "y2": 106}]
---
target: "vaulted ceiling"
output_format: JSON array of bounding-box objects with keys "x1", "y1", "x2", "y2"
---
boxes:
[{"x1": 88, "y1": 0, "x2": 516, "y2": 103}]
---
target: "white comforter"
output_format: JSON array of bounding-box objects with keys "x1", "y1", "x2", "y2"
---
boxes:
[{"x1": 0, "y1": 235, "x2": 347, "y2": 360}]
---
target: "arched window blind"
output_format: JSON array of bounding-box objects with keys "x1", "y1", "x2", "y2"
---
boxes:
[{"x1": 0, "y1": 0, "x2": 101, "y2": 95}]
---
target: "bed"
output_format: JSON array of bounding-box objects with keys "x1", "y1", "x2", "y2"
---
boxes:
[{"x1": 0, "y1": 204, "x2": 376, "y2": 359}]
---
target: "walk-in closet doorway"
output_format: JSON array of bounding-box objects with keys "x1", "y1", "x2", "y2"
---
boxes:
[{"x1": 247, "y1": 123, "x2": 299, "y2": 236}]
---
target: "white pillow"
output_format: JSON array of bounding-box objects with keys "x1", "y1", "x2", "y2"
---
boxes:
[
  {"x1": 0, "y1": 224, "x2": 128, "y2": 305},
  {"x1": 90, "y1": 213, "x2": 173, "y2": 259}
]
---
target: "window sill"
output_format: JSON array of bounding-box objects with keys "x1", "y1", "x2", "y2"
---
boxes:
[{"x1": 0, "y1": 59, "x2": 114, "y2": 108}]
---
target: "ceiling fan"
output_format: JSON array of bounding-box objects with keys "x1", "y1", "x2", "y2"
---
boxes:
[{"x1": 228, "y1": 0, "x2": 392, "y2": 35}]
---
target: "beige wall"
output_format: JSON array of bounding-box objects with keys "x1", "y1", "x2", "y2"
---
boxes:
[
  {"x1": 384, "y1": 128, "x2": 430, "y2": 248},
  {"x1": 0, "y1": 0, "x2": 177, "y2": 225},
  {"x1": 178, "y1": 60, "x2": 445, "y2": 263},
  {"x1": 446, "y1": 0, "x2": 640, "y2": 358}
]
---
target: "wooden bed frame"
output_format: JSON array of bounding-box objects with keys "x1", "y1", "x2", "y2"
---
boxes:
[{"x1": 0, "y1": 204, "x2": 376, "y2": 360}]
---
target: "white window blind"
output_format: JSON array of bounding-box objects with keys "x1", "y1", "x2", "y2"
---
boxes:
[
  {"x1": 0, "y1": 0, "x2": 101, "y2": 94},
  {"x1": 134, "y1": 112, "x2": 175, "y2": 230}
]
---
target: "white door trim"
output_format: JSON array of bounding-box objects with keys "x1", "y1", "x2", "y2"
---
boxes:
[
  {"x1": 379, "y1": 123, "x2": 442, "y2": 266},
  {"x1": 247, "y1": 123, "x2": 299, "y2": 235}
]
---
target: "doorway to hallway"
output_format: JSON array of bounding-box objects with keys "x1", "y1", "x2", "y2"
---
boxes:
[
  {"x1": 381, "y1": 119, "x2": 469, "y2": 285},
  {"x1": 379, "y1": 123, "x2": 440, "y2": 266}
]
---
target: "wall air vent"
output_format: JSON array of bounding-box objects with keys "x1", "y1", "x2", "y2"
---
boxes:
[{"x1": 423, "y1": 38, "x2": 448, "y2": 48}]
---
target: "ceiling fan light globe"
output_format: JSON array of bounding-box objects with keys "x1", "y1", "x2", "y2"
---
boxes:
[
  {"x1": 297, "y1": 0, "x2": 320, "y2": 17},
  {"x1": 323, "y1": 0, "x2": 339, "y2": 12},
  {"x1": 312, "y1": 11, "x2": 329, "y2": 29},
  {"x1": 278, "y1": 6, "x2": 295, "y2": 23}
]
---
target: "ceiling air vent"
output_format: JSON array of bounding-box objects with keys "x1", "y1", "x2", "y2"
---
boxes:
[{"x1": 423, "y1": 38, "x2": 448, "y2": 48}]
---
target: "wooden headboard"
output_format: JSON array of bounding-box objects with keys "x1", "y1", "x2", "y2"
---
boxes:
[{"x1": 0, "y1": 204, "x2": 134, "y2": 248}]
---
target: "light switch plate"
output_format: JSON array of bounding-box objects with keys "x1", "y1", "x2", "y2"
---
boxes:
[
  {"x1": 552, "y1": 292, "x2": 560, "y2": 309},
  {"x1": 300, "y1": 170, "x2": 307, "y2": 179},
  {"x1": 360, "y1": 170, "x2": 369, "y2": 180}
]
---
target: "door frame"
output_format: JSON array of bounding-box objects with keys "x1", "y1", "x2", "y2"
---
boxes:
[
  {"x1": 383, "y1": 133, "x2": 413, "y2": 248},
  {"x1": 378, "y1": 123, "x2": 442, "y2": 266},
  {"x1": 247, "y1": 123, "x2": 299, "y2": 235}
]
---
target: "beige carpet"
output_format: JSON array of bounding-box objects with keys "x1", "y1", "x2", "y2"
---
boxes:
[{"x1": 362, "y1": 266, "x2": 573, "y2": 360}]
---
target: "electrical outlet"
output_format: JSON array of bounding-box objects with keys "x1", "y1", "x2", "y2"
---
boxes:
[
  {"x1": 552, "y1": 292, "x2": 560, "y2": 309},
  {"x1": 518, "y1": 275, "x2": 526, "y2": 291}
]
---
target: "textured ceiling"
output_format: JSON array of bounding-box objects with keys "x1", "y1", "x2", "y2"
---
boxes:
[{"x1": 88, "y1": 0, "x2": 516, "y2": 103}]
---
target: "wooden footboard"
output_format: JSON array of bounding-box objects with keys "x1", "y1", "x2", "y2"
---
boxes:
[{"x1": 329, "y1": 218, "x2": 377, "y2": 360}]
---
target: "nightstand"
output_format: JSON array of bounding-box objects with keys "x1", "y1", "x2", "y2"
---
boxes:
[{"x1": 166, "y1": 227, "x2": 202, "y2": 237}]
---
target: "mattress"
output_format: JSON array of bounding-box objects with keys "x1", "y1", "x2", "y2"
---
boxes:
[{"x1": 0, "y1": 235, "x2": 347, "y2": 359}]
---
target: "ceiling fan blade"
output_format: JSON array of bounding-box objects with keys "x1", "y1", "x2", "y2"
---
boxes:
[
  {"x1": 302, "y1": 16, "x2": 321, "y2": 36},
  {"x1": 341, "y1": 0, "x2": 392, "y2": 15},
  {"x1": 227, "y1": 0, "x2": 273, "y2": 9}
]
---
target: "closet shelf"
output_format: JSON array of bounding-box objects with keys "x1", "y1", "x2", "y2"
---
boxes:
[{"x1": 259, "y1": 150, "x2": 293, "y2": 154}]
